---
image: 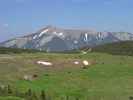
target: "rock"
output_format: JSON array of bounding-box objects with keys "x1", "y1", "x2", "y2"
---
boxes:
[
  {"x1": 81, "y1": 51, "x2": 87, "y2": 55},
  {"x1": 23, "y1": 75, "x2": 32, "y2": 81},
  {"x1": 0, "y1": 84, "x2": 5, "y2": 89}
]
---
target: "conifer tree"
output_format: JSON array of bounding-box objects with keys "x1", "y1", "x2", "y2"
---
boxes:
[
  {"x1": 7, "y1": 85, "x2": 12, "y2": 95},
  {"x1": 40, "y1": 90, "x2": 46, "y2": 100}
]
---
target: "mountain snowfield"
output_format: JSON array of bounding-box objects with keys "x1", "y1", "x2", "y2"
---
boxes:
[{"x1": 0, "y1": 25, "x2": 133, "y2": 52}]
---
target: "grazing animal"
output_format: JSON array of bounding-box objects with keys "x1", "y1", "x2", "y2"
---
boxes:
[
  {"x1": 83, "y1": 60, "x2": 89, "y2": 66},
  {"x1": 37, "y1": 61, "x2": 53, "y2": 66},
  {"x1": 74, "y1": 61, "x2": 79, "y2": 65},
  {"x1": 81, "y1": 60, "x2": 93, "y2": 69}
]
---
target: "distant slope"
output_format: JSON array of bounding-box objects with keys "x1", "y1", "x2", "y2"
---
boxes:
[
  {"x1": 0, "y1": 47, "x2": 44, "y2": 54},
  {"x1": 92, "y1": 41, "x2": 133, "y2": 56},
  {"x1": 1, "y1": 25, "x2": 133, "y2": 52}
]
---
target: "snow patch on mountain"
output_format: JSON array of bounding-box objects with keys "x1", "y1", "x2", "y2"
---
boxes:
[
  {"x1": 84, "y1": 33, "x2": 88, "y2": 42},
  {"x1": 58, "y1": 32, "x2": 63, "y2": 36},
  {"x1": 112, "y1": 32, "x2": 133, "y2": 41},
  {"x1": 53, "y1": 31, "x2": 57, "y2": 34},
  {"x1": 39, "y1": 29, "x2": 49, "y2": 37},
  {"x1": 39, "y1": 35, "x2": 54, "y2": 46},
  {"x1": 4, "y1": 40, "x2": 16, "y2": 47},
  {"x1": 97, "y1": 32, "x2": 109, "y2": 40},
  {"x1": 33, "y1": 35, "x2": 38, "y2": 39},
  {"x1": 53, "y1": 31, "x2": 64, "y2": 38},
  {"x1": 74, "y1": 40, "x2": 78, "y2": 44}
]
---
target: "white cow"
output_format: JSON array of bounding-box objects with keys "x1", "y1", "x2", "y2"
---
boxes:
[
  {"x1": 83, "y1": 60, "x2": 89, "y2": 66},
  {"x1": 81, "y1": 60, "x2": 92, "y2": 69},
  {"x1": 74, "y1": 61, "x2": 79, "y2": 65},
  {"x1": 37, "y1": 61, "x2": 53, "y2": 66}
]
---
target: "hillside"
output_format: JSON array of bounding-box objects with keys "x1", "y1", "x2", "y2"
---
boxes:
[
  {"x1": 0, "y1": 47, "x2": 44, "y2": 54},
  {"x1": 1, "y1": 26, "x2": 133, "y2": 52},
  {"x1": 92, "y1": 41, "x2": 133, "y2": 56}
]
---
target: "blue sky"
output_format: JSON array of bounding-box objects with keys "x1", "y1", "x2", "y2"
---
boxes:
[{"x1": 0, "y1": 0, "x2": 133, "y2": 42}]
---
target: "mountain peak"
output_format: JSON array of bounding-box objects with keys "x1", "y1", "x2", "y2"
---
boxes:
[
  {"x1": 45, "y1": 25, "x2": 57, "y2": 29},
  {"x1": 1, "y1": 26, "x2": 133, "y2": 52},
  {"x1": 37, "y1": 25, "x2": 59, "y2": 33}
]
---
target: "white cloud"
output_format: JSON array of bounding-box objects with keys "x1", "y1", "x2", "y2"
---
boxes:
[
  {"x1": 0, "y1": 24, "x2": 9, "y2": 29},
  {"x1": 3, "y1": 24, "x2": 9, "y2": 28}
]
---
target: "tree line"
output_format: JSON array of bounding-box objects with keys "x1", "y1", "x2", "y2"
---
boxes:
[
  {"x1": 0, "y1": 47, "x2": 45, "y2": 54},
  {"x1": 0, "y1": 85, "x2": 81, "y2": 100}
]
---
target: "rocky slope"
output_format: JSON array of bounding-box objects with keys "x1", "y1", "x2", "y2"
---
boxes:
[{"x1": 0, "y1": 25, "x2": 133, "y2": 52}]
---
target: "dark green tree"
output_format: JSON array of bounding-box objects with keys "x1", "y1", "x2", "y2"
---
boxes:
[
  {"x1": 40, "y1": 90, "x2": 46, "y2": 100},
  {"x1": 66, "y1": 95, "x2": 69, "y2": 100},
  {"x1": 7, "y1": 85, "x2": 13, "y2": 95},
  {"x1": 26, "y1": 89, "x2": 32, "y2": 96},
  {"x1": 32, "y1": 92, "x2": 38, "y2": 100}
]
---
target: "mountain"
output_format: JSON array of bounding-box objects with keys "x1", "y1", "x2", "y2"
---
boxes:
[
  {"x1": 0, "y1": 25, "x2": 133, "y2": 52},
  {"x1": 92, "y1": 41, "x2": 133, "y2": 56}
]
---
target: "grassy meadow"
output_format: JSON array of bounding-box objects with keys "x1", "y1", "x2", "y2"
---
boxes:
[{"x1": 0, "y1": 52, "x2": 133, "y2": 100}]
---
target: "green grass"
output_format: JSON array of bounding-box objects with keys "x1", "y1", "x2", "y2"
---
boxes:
[
  {"x1": 0, "y1": 96, "x2": 24, "y2": 100},
  {"x1": 0, "y1": 52, "x2": 133, "y2": 100}
]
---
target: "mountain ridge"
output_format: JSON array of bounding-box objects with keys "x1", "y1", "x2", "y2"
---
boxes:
[{"x1": 0, "y1": 25, "x2": 133, "y2": 52}]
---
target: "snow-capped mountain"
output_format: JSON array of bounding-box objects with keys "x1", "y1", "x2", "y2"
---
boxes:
[{"x1": 0, "y1": 25, "x2": 133, "y2": 52}]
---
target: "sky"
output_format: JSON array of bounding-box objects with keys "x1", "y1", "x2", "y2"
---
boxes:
[{"x1": 0, "y1": 0, "x2": 133, "y2": 42}]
